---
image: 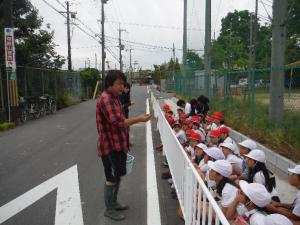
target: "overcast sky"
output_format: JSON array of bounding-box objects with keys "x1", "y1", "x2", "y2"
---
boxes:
[{"x1": 30, "y1": 0, "x2": 272, "y2": 70}]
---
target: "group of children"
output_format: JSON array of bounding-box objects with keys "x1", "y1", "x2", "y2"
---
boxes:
[{"x1": 159, "y1": 101, "x2": 300, "y2": 225}]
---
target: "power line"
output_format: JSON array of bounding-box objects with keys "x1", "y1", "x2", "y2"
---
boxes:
[
  {"x1": 54, "y1": 0, "x2": 66, "y2": 9},
  {"x1": 106, "y1": 20, "x2": 206, "y2": 32},
  {"x1": 259, "y1": 0, "x2": 272, "y2": 21}
]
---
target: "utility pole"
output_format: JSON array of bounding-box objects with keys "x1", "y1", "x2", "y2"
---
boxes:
[
  {"x1": 204, "y1": 0, "x2": 211, "y2": 97},
  {"x1": 182, "y1": 0, "x2": 187, "y2": 74},
  {"x1": 118, "y1": 24, "x2": 126, "y2": 72},
  {"x1": 269, "y1": 0, "x2": 287, "y2": 122},
  {"x1": 172, "y1": 43, "x2": 176, "y2": 79},
  {"x1": 129, "y1": 48, "x2": 132, "y2": 83},
  {"x1": 66, "y1": 1, "x2": 72, "y2": 71},
  {"x1": 101, "y1": 0, "x2": 108, "y2": 91},
  {"x1": 95, "y1": 53, "x2": 97, "y2": 69}
]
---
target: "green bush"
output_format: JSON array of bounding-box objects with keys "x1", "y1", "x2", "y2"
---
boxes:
[{"x1": 0, "y1": 122, "x2": 15, "y2": 131}]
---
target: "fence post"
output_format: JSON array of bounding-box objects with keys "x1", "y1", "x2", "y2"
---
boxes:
[{"x1": 248, "y1": 69, "x2": 256, "y2": 126}]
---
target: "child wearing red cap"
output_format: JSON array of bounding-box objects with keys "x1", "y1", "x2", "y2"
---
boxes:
[
  {"x1": 211, "y1": 112, "x2": 224, "y2": 130},
  {"x1": 185, "y1": 131, "x2": 202, "y2": 158},
  {"x1": 219, "y1": 126, "x2": 239, "y2": 156},
  {"x1": 172, "y1": 122, "x2": 187, "y2": 145},
  {"x1": 191, "y1": 119, "x2": 206, "y2": 141},
  {"x1": 207, "y1": 129, "x2": 221, "y2": 147}
]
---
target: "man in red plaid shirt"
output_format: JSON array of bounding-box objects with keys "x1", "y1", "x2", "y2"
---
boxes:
[{"x1": 96, "y1": 70, "x2": 150, "y2": 221}]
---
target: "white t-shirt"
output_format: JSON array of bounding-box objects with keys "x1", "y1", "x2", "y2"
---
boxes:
[
  {"x1": 253, "y1": 171, "x2": 278, "y2": 197},
  {"x1": 246, "y1": 209, "x2": 267, "y2": 225},
  {"x1": 198, "y1": 159, "x2": 209, "y2": 173},
  {"x1": 221, "y1": 183, "x2": 238, "y2": 208},
  {"x1": 292, "y1": 189, "x2": 300, "y2": 217},
  {"x1": 193, "y1": 128, "x2": 206, "y2": 141},
  {"x1": 185, "y1": 102, "x2": 191, "y2": 115},
  {"x1": 175, "y1": 129, "x2": 187, "y2": 144},
  {"x1": 210, "y1": 123, "x2": 219, "y2": 131},
  {"x1": 185, "y1": 145, "x2": 194, "y2": 157}
]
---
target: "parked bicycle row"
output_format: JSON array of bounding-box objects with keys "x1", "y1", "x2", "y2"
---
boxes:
[{"x1": 19, "y1": 95, "x2": 57, "y2": 122}]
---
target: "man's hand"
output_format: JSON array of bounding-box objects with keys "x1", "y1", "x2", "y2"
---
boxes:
[{"x1": 137, "y1": 114, "x2": 151, "y2": 122}]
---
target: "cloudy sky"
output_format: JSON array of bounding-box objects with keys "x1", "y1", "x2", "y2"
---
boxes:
[{"x1": 30, "y1": 0, "x2": 272, "y2": 70}]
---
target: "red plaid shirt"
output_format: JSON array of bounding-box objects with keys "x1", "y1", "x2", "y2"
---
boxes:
[{"x1": 96, "y1": 90, "x2": 128, "y2": 156}]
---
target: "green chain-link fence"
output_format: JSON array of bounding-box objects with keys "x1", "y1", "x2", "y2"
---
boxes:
[
  {"x1": 0, "y1": 66, "x2": 83, "y2": 122},
  {"x1": 164, "y1": 64, "x2": 300, "y2": 159}
]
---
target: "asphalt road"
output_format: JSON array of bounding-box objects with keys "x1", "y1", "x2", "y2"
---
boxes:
[{"x1": 0, "y1": 85, "x2": 150, "y2": 225}]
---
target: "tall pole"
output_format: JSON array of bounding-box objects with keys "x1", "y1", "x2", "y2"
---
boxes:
[
  {"x1": 118, "y1": 24, "x2": 126, "y2": 72},
  {"x1": 66, "y1": 1, "x2": 72, "y2": 71},
  {"x1": 172, "y1": 43, "x2": 176, "y2": 79},
  {"x1": 269, "y1": 0, "x2": 287, "y2": 122},
  {"x1": 182, "y1": 0, "x2": 187, "y2": 72},
  {"x1": 95, "y1": 53, "x2": 97, "y2": 69},
  {"x1": 204, "y1": 0, "x2": 211, "y2": 97},
  {"x1": 129, "y1": 48, "x2": 132, "y2": 83},
  {"x1": 101, "y1": 0, "x2": 106, "y2": 91}
]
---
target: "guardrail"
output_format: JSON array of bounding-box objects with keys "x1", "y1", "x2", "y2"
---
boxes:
[{"x1": 151, "y1": 92, "x2": 230, "y2": 225}]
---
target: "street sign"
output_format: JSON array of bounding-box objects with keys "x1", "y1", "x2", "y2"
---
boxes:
[
  {"x1": 0, "y1": 165, "x2": 84, "y2": 225},
  {"x1": 4, "y1": 28, "x2": 16, "y2": 73}
]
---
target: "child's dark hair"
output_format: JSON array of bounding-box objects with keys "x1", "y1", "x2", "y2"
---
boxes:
[
  {"x1": 177, "y1": 99, "x2": 186, "y2": 108},
  {"x1": 105, "y1": 70, "x2": 127, "y2": 88},
  {"x1": 124, "y1": 82, "x2": 131, "y2": 88},
  {"x1": 248, "y1": 161, "x2": 276, "y2": 193},
  {"x1": 216, "y1": 176, "x2": 236, "y2": 196}
]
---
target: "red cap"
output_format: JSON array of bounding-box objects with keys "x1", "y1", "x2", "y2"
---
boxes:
[
  {"x1": 173, "y1": 121, "x2": 181, "y2": 127},
  {"x1": 167, "y1": 116, "x2": 175, "y2": 126},
  {"x1": 185, "y1": 129, "x2": 194, "y2": 136},
  {"x1": 163, "y1": 104, "x2": 170, "y2": 111},
  {"x1": 192, "y1": 119, "x2": 200, "y2": 126},
  {"x1": 219, "y1": 126, "x2": 229, "y2": 134},
  {"x1": 209, "y1": 129, "x2": 220, "y2": 137},
  {"x1": 213, "y1": 112, "x2": 223, "y2": 120},
  {"x1": 179, "y1": 113, "x2": 187, "y2": 119},
  {"x1": 190, "y1": 132, "x2": 202, "y2": 141},
  {"x1": 182, "y1": 120, "x2": 191, "y2": 126},
  {"x1": 206, "y1": 116, "x2": 214, "y2": 123},
  {"x1": 191, "y1": 115, "x2": 199, "y2": 121}
]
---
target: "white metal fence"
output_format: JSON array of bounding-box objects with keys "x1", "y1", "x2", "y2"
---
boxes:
[{"x1": 151, "y1": 92, "x2": 230, "y2": 225}]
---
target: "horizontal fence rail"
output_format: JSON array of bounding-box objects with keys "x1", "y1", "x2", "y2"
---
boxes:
[{"x1": 151, "y1": 92, "x2": 230, "y2": 225}]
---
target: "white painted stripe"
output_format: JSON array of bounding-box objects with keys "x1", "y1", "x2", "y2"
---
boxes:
[
  {"x1": 0, "y1": 165, "x2": 84, "y2": 225},
  {"x1": 146, "y1": 98, "x2": 161, "y2": 225}
]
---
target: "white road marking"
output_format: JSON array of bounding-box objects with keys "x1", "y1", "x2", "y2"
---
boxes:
[
  {"x1": 146, "y1": 98, "x2": 161, "y2": 225},
  {"x1": 0, "y1": 165, "x2": 84, "y2": 225}
]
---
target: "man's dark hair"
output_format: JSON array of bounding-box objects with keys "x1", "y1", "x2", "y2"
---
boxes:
[{"x1": 105, "y1": 70, "x2": 127, "y2": 88}]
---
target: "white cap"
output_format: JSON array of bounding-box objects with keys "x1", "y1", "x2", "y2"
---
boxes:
[
  {"x1": 204, "y1": 147, "x2": 225, "y2": 160},
  {"x1": 196, "y1": 143, "x2": 208, "y2": 151},
  {"x1": 208, "y1": 160, "x2": 232, "y2": 177},
  {"x1": 227, "y1": 154, "x2": 242, "y2": 165},
  {"x1": 220, "y1": 142, "x2": 235, "y2": 152},
  {"x1": 238, "y1": 139, "x2": 257, "y2": 150},
  {"x1": 264, "y1": 214, "x2": 293, "y2": 225},
  {"x1": 239, "y1": 180, "x2": 271, "y2": 207},
  {"x1": 244, "y1": 149, "x2": 266, "y2": 163},
  {"x1": 288, "y1": 165, "x2": 300, "y2": 175}
]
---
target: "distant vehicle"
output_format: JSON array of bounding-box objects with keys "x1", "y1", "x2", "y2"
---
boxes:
[{"x1": 238, "y1": 78, "x2": 248, "y2": 87}]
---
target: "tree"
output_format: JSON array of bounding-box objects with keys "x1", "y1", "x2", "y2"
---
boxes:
[
  {"x1": 212, "y1": 10, "x2": 272, "y2": 70},
  {"x1": 80, "y1": 68, "x2": 99, "y2": 98},
  {"x1": 186, "y1": 50, "x2": 204, "y2": 70},
  {"x1": 0, "y1": 0, "x2": 65, "y2": 69},
  {"x1": 286, "y1": 0, "x2": 300, "y2": 63}
]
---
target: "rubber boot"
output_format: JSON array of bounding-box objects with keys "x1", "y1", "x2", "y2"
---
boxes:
[
  {"x1": 112, "y1": 180, "x2": 129, "y2": 211},
  {"x1": 104, "y1": 184, "x2": 125, "y2": 221}
]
